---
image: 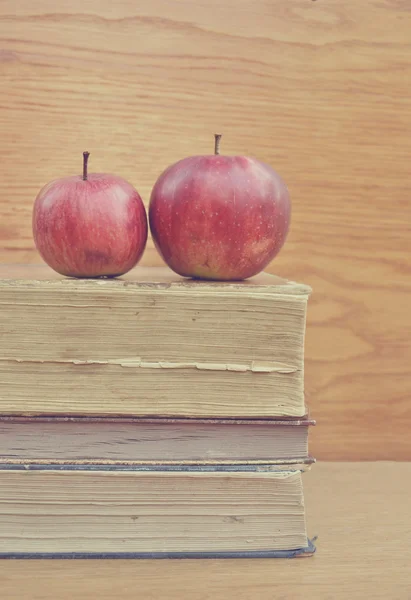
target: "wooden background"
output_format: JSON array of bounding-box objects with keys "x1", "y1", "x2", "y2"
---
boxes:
[
  {"x1": 4, "y1": 463, "x2": 411, "y2": 600},
  {"x1": 0, "y1": 0, "x2": 410, "y2": 460}
]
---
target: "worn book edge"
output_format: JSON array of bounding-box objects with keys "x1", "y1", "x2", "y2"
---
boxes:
[
  {"x1": 0, "y1": 538, "x2": 316, "y2": 559},
  {"x1": 0, "y1": 414, "x2": 315, "y2": 426},
  {"x1": 0, "y1": 264, "x2": 312, "y2": 296},
  {"x1": 0, "y1": 458, "x2": 315, "y2": 469},
  {"x1": 0, "y1": 462, "x2": 314, "y2": 472}
]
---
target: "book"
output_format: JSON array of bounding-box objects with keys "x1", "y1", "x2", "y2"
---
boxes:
[
  {"x1": 0, "y1": 264, "x2": 311, "y2": 418},
  {"x1": 0, "y1": 464, "x2": 314, "y2": 558},
  {"x1": 0, "y1": 415, "x2": 315, "y2": 465}
]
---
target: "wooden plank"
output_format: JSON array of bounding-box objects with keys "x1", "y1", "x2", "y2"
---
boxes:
[
  {"x1": 1, "y1": 1, "x2": 411, "y2": 457},
  {"x1": 1, "y1": 462, "x2": 410, "y2": 599}
]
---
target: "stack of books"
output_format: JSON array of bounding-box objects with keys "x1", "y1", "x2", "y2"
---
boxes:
[{"x1": 0, "y1": 264, "x2": 315, "y2": 558}]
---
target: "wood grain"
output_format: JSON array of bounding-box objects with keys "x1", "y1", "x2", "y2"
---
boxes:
[
  {"x1": 2, "y1": 462, "x2": 411, "y2": 599},
  {"x1": 1, "y1": 1, "x2": 411, "y2": 458}
]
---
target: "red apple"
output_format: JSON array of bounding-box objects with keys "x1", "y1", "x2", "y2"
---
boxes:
[
  {"x1": 33, "y1": 152, "x2": 148, "y2": 278},
  {"x1": 149, "y1": 135, "x2": 291, "y2": 281}
]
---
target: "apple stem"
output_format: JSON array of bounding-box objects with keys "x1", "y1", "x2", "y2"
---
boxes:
[
  {"x1": 214, "y1": 134, "x2": 222, "y2": 155},
  {"x1": 83, "y1": 151, "x2": 90, "y2": 180}
]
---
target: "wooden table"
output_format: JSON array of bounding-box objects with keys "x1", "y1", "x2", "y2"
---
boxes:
[{"x1": 2, "y1": 462, "x2": 410, "y2": 599}]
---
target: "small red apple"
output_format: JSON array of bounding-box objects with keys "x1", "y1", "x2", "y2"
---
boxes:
[
  {"x1": 149, "y1": 135, "x2": 291, "y2": 281},
  {"x1": 33, "y1": 152, "x2": 148, "y2": 278}
]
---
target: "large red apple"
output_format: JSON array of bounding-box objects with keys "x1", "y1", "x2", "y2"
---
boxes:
[
  {"x1": 149, "y1": 135, "x2": 291, "y2": 280},
  {"x1": 33, "y1": 152, "x2": 148, "y2": 278}
]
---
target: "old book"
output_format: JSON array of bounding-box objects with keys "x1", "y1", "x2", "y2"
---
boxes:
[
  {"x1": 0, "y1": 464, "x2": 314, "y2": 558},
  {"x1": 0, "y1": 415, "x2": 315, "y2": 465},
  {"x1": 0, "y1": 264, "x2": 311, "y2": 418}
]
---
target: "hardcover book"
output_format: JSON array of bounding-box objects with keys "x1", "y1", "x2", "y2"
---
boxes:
[
  {"x1": 0, "y1": 415, "x2": 315, "y2": 465},
  {"x1": 0, "y1": 464, "x2": 315, "y2": 558},
  {"x1": 0, "y1": 264, "x2": 311, "y2": 418}
]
